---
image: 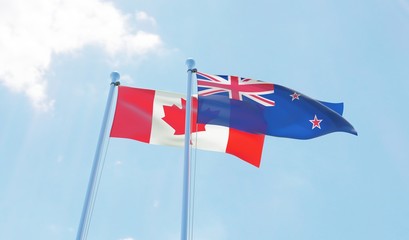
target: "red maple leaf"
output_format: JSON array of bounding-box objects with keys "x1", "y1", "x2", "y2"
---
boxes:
[{"x1": 162, "y1": 97, "x2": 206, "y2": 135}]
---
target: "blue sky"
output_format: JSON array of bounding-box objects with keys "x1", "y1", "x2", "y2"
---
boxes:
[{"x1": 1, "y1": 0, "x2": 409, "y2": 239}]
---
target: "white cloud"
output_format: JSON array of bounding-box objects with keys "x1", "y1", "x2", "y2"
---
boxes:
[
  {"x1": 118, "y1": 237, "x2": 135, "y2": 240},
  {"x1": 0, "y1": 0, "x2": 162, "y2": 111},
  {"x1": 136, "y1": 11, "x2": 157, "y2": 26}
]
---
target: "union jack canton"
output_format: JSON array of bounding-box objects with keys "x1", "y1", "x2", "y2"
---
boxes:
[{"x1": 196, "y1": 72, "x2": 276, "y2": 107}]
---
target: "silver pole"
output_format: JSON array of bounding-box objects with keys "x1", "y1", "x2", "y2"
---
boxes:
[
  {"x1": 76, "y1": 72, "x2": 120, "y2": 240},
  {"x1": 180, "y1": 59, "x2": 195, "y2": 240}
]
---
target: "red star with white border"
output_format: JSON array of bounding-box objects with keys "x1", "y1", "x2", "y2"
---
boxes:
[
  {"x1": 290, "y1": 92, "x2": 301, "y2": 101},
  {"x1": 309, "y1": 115, "x2": 323, "y2": 129}
]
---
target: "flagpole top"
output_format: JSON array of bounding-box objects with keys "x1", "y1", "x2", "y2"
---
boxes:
[
  {"x1": 185, "y1": 58, "x2": 195, "y2": 70},
  {"x1": 110, "y1": 71, "x2": 120, "y2": 82},
  {"x1": 110, "y1": 71, "x2": 120, "y2": 85}
]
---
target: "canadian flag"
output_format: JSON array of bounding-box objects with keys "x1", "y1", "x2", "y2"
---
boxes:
[{"x1": 110, "y1": 86, "x2": 264, "y2": 167}]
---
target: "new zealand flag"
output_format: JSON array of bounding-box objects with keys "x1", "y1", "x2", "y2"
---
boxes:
[{"x1": 196, "y1": 72, "x2": 357, "y2": 139}]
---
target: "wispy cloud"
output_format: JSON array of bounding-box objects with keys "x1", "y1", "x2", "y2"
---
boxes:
[
  {"x1": 398, "y1": 0, "x2": 409, "y2": 13},
  {"x1": 0, "y1": 0, "x2": 162, "y2": 111},
  {"x1": 153, "y1": 200, "x2": 160, "y2": 208},
  {"x1": 136, "y1": 11, "x2": 157, "y2": 26}
]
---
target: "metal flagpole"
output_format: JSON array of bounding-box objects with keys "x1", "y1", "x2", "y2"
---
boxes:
[
  {"x1": 76, "y1": 72, "x2": 120, "y2": 240},
  {"x1": 181, "y1": 58, "x2": 196, "y2": 240}
]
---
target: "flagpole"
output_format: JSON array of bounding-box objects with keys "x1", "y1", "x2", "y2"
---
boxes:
[
  {"x1": 76, "y1": 72, "x2": 120, "y2": 240},
  {"x1": 181, "y1": 58, "x2": 195, "y2": 240}
]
